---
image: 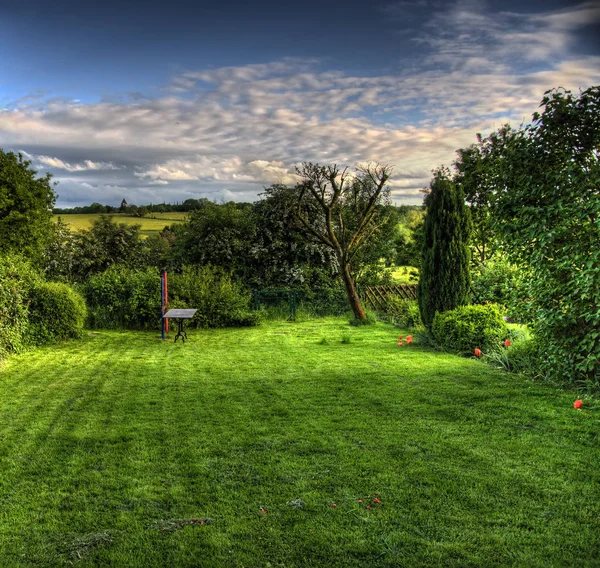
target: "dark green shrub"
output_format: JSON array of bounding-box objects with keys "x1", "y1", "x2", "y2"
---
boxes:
[
  {"x1": 28, "y1": 281, "x2": 87, "y2": 344},
  {"x1": 418, "y1": 170, "x2": 472, "y2": 330},
  {"x1": 431, "y1": 303, "x2": 508, "y2": 355}
]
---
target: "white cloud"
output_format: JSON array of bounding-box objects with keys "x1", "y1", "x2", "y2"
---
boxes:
[{"x1": 2, "y1": 2, "x2": 599, "y2": 206}]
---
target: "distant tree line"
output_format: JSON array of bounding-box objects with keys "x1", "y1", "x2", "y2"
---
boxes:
[{"x1": 53, "y1": 198, "x2": 226, "y2": 215}]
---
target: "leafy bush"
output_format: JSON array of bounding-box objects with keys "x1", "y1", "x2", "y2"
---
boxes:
[
  {"x1": 84, "y1": 266, "x2": 161, "y2": 330},
  {"x1": 84, "y1": 265, "x2": 258, "y2": 330},
  {"x1": 1, "y1": 255, "x2": 85, "y2": 359},
  {"x1": 170, "y1": 266, "x2": 258, "y2": 328},
  {"x1": 471, "y1": 259, "x2": 527, "y2": 317},
  {"x1": 28, "y1": 281, "x2": 87, "y2": 344},
  {"x1": 0, "y1": 262, "x2": 30, "y2": 359},
  {"x1": 431, "y1": 303, "x2": 509, "y2": 355}
]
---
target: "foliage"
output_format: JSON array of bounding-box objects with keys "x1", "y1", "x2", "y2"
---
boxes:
[
  {"x1": 382, "y1": 297, "x2": 422, "y2": 329},
  {"x1": 0, "y1": 255, "x2": 37, "y2": 358},
  {"x1": 417, "y1": 169, "x2": 472, "y2": 330},
  {"x1": 453, "y1": 126, "x2": 515, "y2": 268},
  {"x1": 0, "y1": 255, "x2": 85, "y2": 358},
  {"x1": 431, "y1": 303, "x2": 509, "y2": 355},
  {"x1": 393, "y1": 206, "x2": 425, "y2": 269},
  {"x1": 471, "y1": 257, "x2": 527, "y2": 317},
  {"x1": 492, "y1": 86, "x2": 600, "y2": 386},
  {"x1": 249, "y1": 184, "x2": 338, "y2": 290},
  {"x1": 84, "y1": 265, "x2": 258, "y2": 330},
  {"x1": 84, "y1": 266, "x2": 161, "y2": 330},
  {"x1": 0, "y1": 150, "x2": 56, "y2": 264},
  {"x1": 173, "y1": 201, "x2": 255, "y2": 279},
  {"x1": 169, "y1": 266, "x2": 259, "y2": 328},
  {"x1": 45, "y1": 215, "x2": 145, "y2": 282},
  {"x1": 27, "y1": 281, "x2": 87, "y2": 345},
  {"x1": 295, "y1": 162, "x2": 393, "y2": 321}
]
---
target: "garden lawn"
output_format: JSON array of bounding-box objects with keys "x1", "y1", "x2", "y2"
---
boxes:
[{"x1": 0, "y1": 318, "x2": 598, "y2": 567}]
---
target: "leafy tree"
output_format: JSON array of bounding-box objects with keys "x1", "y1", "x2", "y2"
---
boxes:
[
  {"x1": 493, "y1": 86, "x2": 600, "y2": 385},
  {"x1": 294, "y1": 162, "x2": 393, "y2": 321},
  {"x1": 44, "y1": 215, "x2": 144, "y2": 281},
  {"x1": 249, "y1": 184, "x2": 336, "y2": 290},
  {"x1": 393, "y1": 206, "x2": 425, "y2": 269},
  {"x1": 453, "y1": 125, "x2": 515, "y2": 268},
  {"x1": 0, "y1": 150, "x2": 56, "y2": 263},
  {"x1": 418, "y1": 169, "x2": 472, "y2": 330},
  {"x1": 173, "y1": 201, "x2": 256, "y2": 279}
]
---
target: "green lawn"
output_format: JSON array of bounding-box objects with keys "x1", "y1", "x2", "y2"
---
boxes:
[
  {"x1": 52, "y1": 213, "x2": 187, "y2": 237},
  {"x1": 0, "y1": 318, "x2": 598, "y2": 566}
]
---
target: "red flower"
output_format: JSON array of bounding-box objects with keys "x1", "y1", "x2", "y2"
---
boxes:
[
  {"x1": 260, "y1": 508, "x2": 268, "y2": 514},
  {"x1": 373, "y1": 497, "x2": 381, "y2": 503},
  {"x1": 398, "y1": 342, "x2": 405, "y2": 347},
  {"x1": 503, "y1": 339, "x2": 511, "y2": 347},
  {"x1": 406, "y1": 335, "x2": 413, "y2": 344},
  {"x1": 474, "y1": 348, "x2": 482, "y2": 357},
  {"x1": 398, "y1": 335, "x2": 403, "y2": 340},
  {"x1": 574, "y1": 399, "x2": 583, "y2": 409}
]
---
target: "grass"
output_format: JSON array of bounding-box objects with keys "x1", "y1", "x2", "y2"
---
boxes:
[
  {"x1": 53, "y1": 212, "x2": 187, "y2": 237},
  {"x1": 0, "y1": 318, "x2": 599, "y2": 566}
]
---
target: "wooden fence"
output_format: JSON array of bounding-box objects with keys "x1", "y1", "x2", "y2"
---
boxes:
[{"x1": 361, "y1": 284, "x2": 417, "y2": 311}]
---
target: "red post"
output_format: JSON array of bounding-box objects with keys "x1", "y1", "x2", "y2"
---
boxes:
[{"x1": 164, "y1": 272, "x2": 169, "y2": 333}]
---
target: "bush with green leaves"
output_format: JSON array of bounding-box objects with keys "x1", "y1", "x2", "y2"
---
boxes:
[
  {"x1": 84, "y1": 266, "x2": 161, "y2": 330},
  {"x1": 169, "y1": 266, "x2": 258, "y2": 328},
  {"x1": 1, "y1": 255, "x2": 85, "y2": 358},
  {"x1": 0, "y1": 256, "x2": 33, "y2": 359},
  {"x1": 84, "y1": 265, "x2": 258, "y2": 330},
  {"x1": 490, "y1": 86, "x2": 600, "y2": 386},
  {"x1": 28, "y1": 281, "x2": 87, "y2": 345},
  {"x1": 431, "y1": 303, "x2": 508, "y2": 355}
]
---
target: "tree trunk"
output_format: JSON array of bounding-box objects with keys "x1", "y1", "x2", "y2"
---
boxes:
[{"x1": 341, "y1": 261, "x2": 367, "y2": 320}]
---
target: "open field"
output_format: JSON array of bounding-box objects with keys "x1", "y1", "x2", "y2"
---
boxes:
[
  {"x1": 52, "y1": 213, "x2": 187, "y2": 236},
  {"x1": 0, "y1": 318, "x2": 598, "y2": 566}
]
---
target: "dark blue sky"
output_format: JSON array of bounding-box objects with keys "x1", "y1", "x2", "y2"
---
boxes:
[{"x1": 1, "y1": 0, "x2": 599, "y2": 206}]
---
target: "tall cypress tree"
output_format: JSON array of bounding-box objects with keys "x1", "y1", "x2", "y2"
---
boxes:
[{"x1": 417, "y1": 168, "x2": 472, "y2": 330}]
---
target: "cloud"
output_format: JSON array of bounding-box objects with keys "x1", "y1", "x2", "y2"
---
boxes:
[{"x1": 1, "y1": 2, "x2": 599, "y2": 206}]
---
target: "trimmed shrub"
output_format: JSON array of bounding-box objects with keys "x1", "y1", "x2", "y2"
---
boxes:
[
  {"x1": 432, "y1": 303, "x2": 509, "y2": 355},
  {"x1": 28, "y1": 281, "x2": 87, "y2": 344}
]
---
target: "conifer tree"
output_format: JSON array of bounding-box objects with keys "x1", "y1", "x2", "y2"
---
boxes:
[{"x1": 417, "y1": 168, "x2": 471, "y2": 330}]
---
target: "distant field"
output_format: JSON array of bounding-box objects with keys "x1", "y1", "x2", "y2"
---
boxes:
[{"x1": 53, "y1": 212, "x2": 187, "y2": 237}]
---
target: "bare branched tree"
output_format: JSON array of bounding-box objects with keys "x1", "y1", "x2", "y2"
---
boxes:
[{"x1": 295, "y1": 162, "x2": 393, "y2": 321}]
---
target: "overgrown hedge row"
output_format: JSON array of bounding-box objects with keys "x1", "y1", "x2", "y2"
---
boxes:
[
  {"x1": 83, "y1": 265, "x2": 258, "y2": 330},
  {"x1": 0, "y1": 255, "x2": 86, "y2": 360}
]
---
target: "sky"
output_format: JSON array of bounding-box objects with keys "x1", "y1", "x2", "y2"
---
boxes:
[{"x1": 1, "y1": 0, "x2": 599, "y2": 208}]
